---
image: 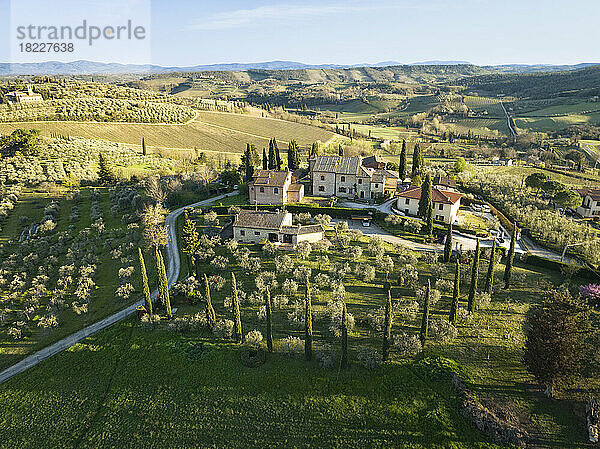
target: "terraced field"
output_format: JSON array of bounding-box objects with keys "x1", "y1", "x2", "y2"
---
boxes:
[{"x1": 0, "y1": 112, "x2": 335, "y2": 154}]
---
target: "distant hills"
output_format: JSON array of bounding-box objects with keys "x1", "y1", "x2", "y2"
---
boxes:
[{"x1": 0, "y1": 59, "x2": 597, "y2": 76}]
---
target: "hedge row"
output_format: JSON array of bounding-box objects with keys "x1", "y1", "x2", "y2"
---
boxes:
[{"x1": 522, "y1": 253, "x2": 600, "y2": 281}]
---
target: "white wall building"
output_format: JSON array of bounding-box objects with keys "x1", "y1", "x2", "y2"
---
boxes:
[
  {"x1": 232, "y1": 210, "x2": 323, "y2": 246},
  {"x1": 396, "y1": 186, "x2": 462, "y2": 224}
]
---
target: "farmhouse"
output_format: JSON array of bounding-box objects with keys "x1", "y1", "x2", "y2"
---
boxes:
[
  {"x1": 432, "y1": 175, "x2": 457, "y2": 191},
  {"x1": 575, "y1": 188, "x2": 600, "y2": 217},
  {"x1": 309, "y1": 155, "x2": 398, "y2": 199},
  {"x1": 232, "y1": 210, "x2": 323, "y2": 246},
  {"x1": 248, "y1": 169, "x2": 304, "y2": 205},
  {"x1": 5, "y1": 86, "x2": 43, "y2": 104},
  {"x1": 396, "y1": 186, "x2": 462, "y2": 224}
]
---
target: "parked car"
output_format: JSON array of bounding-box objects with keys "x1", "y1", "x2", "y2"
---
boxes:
[{"x1": 362, "y1": 219, "x2": 371, "y2": 227}]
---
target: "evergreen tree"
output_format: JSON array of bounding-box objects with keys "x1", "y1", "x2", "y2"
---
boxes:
[
  {"x1": 310, "y1": 142, "x2": 319, "y2": 157},
  {"x1": 424, "y1": 203, "x2": 433, "y2": 236},
  {"x1": 232, "y1": 273, "x2": 242, "y2": 343},
  {"x1": 262, "y1": 148, "x2": 268, "y2": 170},
  {"x1": 243, "y1": 144, "x2": 255, "y2": 182},
  {"x1": 338, "y1": 144, "x2": 343, "y2": 157},
  {"x1": 399, "y1": 140, "x2": 407, "y2": 181},
  {"x1": 443, "y1": 221, "x2": 453, "y2": 263},
  {"x1": 181, "y1": 209, "x2": 199, "y2": 276},
  {"x1": 156, "y1": 249, "x2": 171, "y2": 318},
  {"x1": 273, "y1": 137, "x2": 281, "y2": 170},
  {"x1": 138, "y1": 247, "x2": 152, "y2": 316},
  {"x1": 287, "y1": 140, "x2": 300, "y2": 169},
  {"x1": 449, "y1": 262, "x2": 460, "y2": 323},
  {"x1": 382, "y1": 286, "x2": 392, "y2": 361},
  {"x1": 268, "y1": 139, "x2": 276, "y2": 169},
  {"x1": 484, "y1": 239, "x2": 497, "y2": 295},
  {"x1": 154, "y1": 246, "x2": 165, "y2": 311},
  {"x1": 204, "y1": 273, "x2": 216, "y2": 327},
  {"x1": 265, "y1": 287, "x2": 273, "y2": 352},
  {"x1": 523, "y1": 289, "x2": 590, "y2": 397},
  {"x1": 411, "y1": 143, "x2": 423, "y2": 177},
  {"x1": 504, "y1": 225, "x2": 517, "y2": 289},
  {"x1": 304, "y1": 276, "x2": 313, "y2": 361},
  {"x1": 97, "y1": 153, "x2": 115, "y2": 185},
  {"x1": 142, "y1": 137, "x2": 147, "y2": 156},
  {"x1": 340, "y1": 301, "x2": 348, "y2": 369},
  {"x1": 468, "y1": 239, "x2": 480, "y2": 313},
  {"x1": 418, "y1": 173, "x2": 432, "y2": 218},
  {"x1": 420, "y1": 280, "x2": 431, "y2": 346}
]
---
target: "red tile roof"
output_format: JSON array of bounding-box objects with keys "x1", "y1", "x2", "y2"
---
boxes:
[{"x1": 397, "y1": 186, "x2": 462, "y2": 205}]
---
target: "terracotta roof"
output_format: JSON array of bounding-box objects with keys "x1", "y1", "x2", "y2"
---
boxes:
[
  {"x1": 311, "y1": 156, "x2": 361, "y2": 175},
  {"x1": 233, "y1": 210, "x2": 288, "y2": 230},
  {"x1": 576, "y1": 188, "x2": 600, "y2": 201},
  {"x1": 361, "y1": 155, "x2": 386, "y2": 168},
  {"x1": 281, "y1": 224, "x2": 324, "y2": 235},
  {"x1": 287, "y1": 183, "x2": 303, "y2": 192},
  {"x1": 397, "y1": 186, "x2": 462, "y2": 205},
  {"x1": 251, "y1": 170, "x2": 290, "y2": 187}
]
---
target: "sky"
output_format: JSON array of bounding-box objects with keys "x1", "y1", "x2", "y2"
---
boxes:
[{"x1": 1, "y1": 0, "x2": 600, "y2": 66}]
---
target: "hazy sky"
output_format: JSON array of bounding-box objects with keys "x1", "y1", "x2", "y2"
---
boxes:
[{"x1": 2, "y1": 0, "x2": 600, "y2": 66}]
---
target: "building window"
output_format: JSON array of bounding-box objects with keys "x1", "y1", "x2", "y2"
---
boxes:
[
  {"x1": 255, "y1": 231, "x2": 260, "y2": 236},
  {"x1": 439, "y1": 203, "x2": 444, "y2": 210},
  {"x1": 405, "y1": 209, "x2": 409, "y2": 214},
  {"x1": 318, "y1": 186, "x2": 325, "y2": 192},
  {"x1": 341, "y1": 176, "x2": 346, "y2": 182},
  {"x1": 339, "y1": 187, "x2": 346, "y2": 193},
  {"x1": 405, "y1": 198, "x2": 410, "y2": 205},
  {"x1": 240, "y1": 230, "x2": 245, "y2": 236},
  {"x1": 259, "y1": 187, "x2": 264, "y2": 193},
  {"x1": 320, "y1": 175, "x2": 325, "y2": 181},
  {"x1": 375, "y1": 183, "x2": 379, "y2": 188},
  {"x1": 436, "y1": 215, "x2": 443, "y2": 221},
  {"x1": 274, "y1": 187, "x2": 279, "y2": 194},
  {"x1": 358, "y1": 178, "x2": 362, "y2": 184}
]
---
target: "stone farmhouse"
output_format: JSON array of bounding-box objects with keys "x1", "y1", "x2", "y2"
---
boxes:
[
  {"x1": 309, "y1": 156, "x2": 398, "y2": 199},
  {"x1": 5, "y1": 86, "x2": 43, "y2": 104},
  {"x1": 248, "y1": 169, "x2": 304, "y2": 205},
  {"x1": 232, "y1": 210, "x2": 323, "y2": 246},
  {"x1": 396, "y1": 186, "x2": 462, "y2": 224},
  {"x1": 575, "y1": 188, "x2": 600, "y2": 218}
]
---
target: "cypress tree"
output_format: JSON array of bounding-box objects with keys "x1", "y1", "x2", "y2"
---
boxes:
[
  {"x1": 418, "y1": 173, "x2": 432, "y2": 218},
  {"x1": 262, "y1": 148, "x2": 268, "y2": 170},
  {"x1": 287, "y1": 140, "x2": 299, "y2": 169},
  {"x1": 338, "y1": 144, "x2": 343, "y2": 157},
  {"x1": 504, "y1": 225, "x2": 517, "y2": 289},
  {"x1": 157, "y1": 250, "x2": 171, "y2": 318},
  {"x1": 272, "y1": 138, "x2": 282, "y2": 170},
  {"x1": 411, "y1": 143, "x2": 422, "y2": 176},
  {"x1": 340, "y1": 301, "x2": 348, "y2": 369},
  {"x1": 181, "y1": 209, "x2": 199, "y2": 276},
  {"x1": 449, "y1": 262, "x2": 460, "y2": 323},
  {"x1": 310, "y1": 142, "x2": 319, "y2": 157},
  {"x1": 304, "y1": 277, "x2": 313, "y2": 361},
  {"x1": 425, "y1": 203, "x2": 434, "y2": 237},
  {"x1": 154, "y1": 246, "x2": 165, "y2": 311},
  {"x1": 382, "y1": 286, "x2": 392, "y2": 361},
  {"x1": 420, "y1": 280, "x2": 431, "y2": 346},
  {"x1": 268, "y1": 139, "x2": 276, "y2": 169},
  {"x1": 443, "y1": 221, "x2": 453, "y2": 263},
  {"x1": 468, "y1": 239, "x2": 480, "y2": 313},
  {"x1": 232, "y1": 273, "x2": 242, "y2": 343},
  {"x1": 484, "y1": 239, "x2": 497, "y2": 295},
  {"x1": 97, "y1": 153, "x2": 115, "y2": 185},
  {"x1": 244, "y1": 144, "x2": 255, "y2": 182},
  {"x1": 265, "y1": 287, "x2": 273, "y2": 352},
  {"x1": 138, "y1": 247, "x2": 152, "y2": 316},
  {"x1": 142, "y1": 137, "x2": 146, "y2": 156},
  {"x1": 399, "y1": 139, "x2": 407, "y2": 181},
  {"x1": 204, "y1": 273, "x2": 216, "y2": 327}
]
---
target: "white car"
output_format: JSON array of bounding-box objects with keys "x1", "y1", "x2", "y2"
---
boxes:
[{"x1": 362, "y1": 219, "x2": 371, "y2": 227}]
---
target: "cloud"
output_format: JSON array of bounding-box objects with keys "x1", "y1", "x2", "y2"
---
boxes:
[{"x1": 185, "y1": 2, "x2": 423, "y2": 31}]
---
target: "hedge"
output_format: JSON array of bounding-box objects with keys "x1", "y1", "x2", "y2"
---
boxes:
[{"x1": 521, "y1": 253, "x2": 600, "y2": 280}]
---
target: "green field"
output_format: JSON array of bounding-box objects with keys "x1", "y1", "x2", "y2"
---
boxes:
[
  {"x1": 0, "y1": 111, "x2": 335, "y2": 154},
  {"x1": 515, "y1": 113, "x2": 600, "y2": 132}
]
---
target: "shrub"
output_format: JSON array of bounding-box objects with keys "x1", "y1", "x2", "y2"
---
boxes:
[
  {"x1": 357, "y1": 347, "x2": 380, "y2": 370},
  {"x1": 393, "y1": 332, "x2": 422, "y2": 358},
  {"x1": 280, "y1": 336, "x2": 303, "y2": 357},
  {"x1": 429, "y1": 320, "x2": 458, "y2": 342},
  {"x1": 315, "y1": 343, "x2": 336, "y2": 368},
  {"x1": 212, "y1": 319, "x2": 234, "y2": 339},
  {"x1": 245, "y1": 330, "x2": 263, "y2": 348},
  {"x1": 580, "y1": 283, "x2": 600, "y2": 307}
]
